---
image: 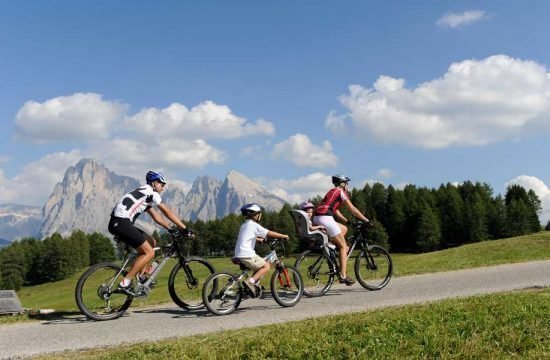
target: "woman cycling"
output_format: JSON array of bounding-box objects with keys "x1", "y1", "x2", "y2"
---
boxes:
[{"x1": 313, "y1": 174, "x2": 370, "y2": 285}]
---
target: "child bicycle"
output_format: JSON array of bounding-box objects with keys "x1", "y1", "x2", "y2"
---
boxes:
[
  {"x1": 294, "y1": 220, "x2": 393, "y2": 297},
  {"x1": 201, "y1": 237, "x2": 304, "y2": 316},
  {"x1": 75, "y1": 229, "x2": 215, "y2": 321}
]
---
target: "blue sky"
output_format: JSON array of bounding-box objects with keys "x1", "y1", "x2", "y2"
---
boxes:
[{"x1": 2, "y1": 1, "x2": 550, "y2": 222}]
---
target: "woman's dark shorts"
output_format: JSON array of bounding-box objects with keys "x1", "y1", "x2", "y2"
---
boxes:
[{"x1": 108, "y1": 216, "x2": 146, "y2": 249}]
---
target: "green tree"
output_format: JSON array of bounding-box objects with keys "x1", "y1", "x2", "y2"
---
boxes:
[
  {"x1": 19, "y1": 237, "x2": 43, "y2": 285},
  {"x1": 401, "y1": 184, "x2": 421, "y2": 251},
  {"x1": 462, "y1": 193, "x2": 489, "y2": 243},
  {"x1": 385, "y1": 185, "x2": 406, "y2": 252},
  {"x1": 0, "y1": 245, "x2": 25, "y2": 290},
  {"x1": 365, "y1": 221, "x2": 389, "y2": 248},
  {"x1": 527, "y1": 190, "x2": 542, "y2": 232},
  {"x1": 486, "y1": 195, "x2": 506, "y2": 239},
  {"x1": 437, "y1": 184, "x2": 464, "y2": 247},
  {"x1": 369, "y1": 182, "x2": 387, "y2": 221},
  {"x1": 69, "y1": 230, "x2": 90, "y2": 269},
  {"x1": 89, "y1": 232, "x2": 116, "y2": 265},
  {"x1": 41, "y1": 233, "x2": 72, "y2": 281},
  {"x1": 504, "y1": 185, "x2": 541, "y2": 236},
  {"x1": 415, "y1": 202, "x2": 441, "y2": 251}
]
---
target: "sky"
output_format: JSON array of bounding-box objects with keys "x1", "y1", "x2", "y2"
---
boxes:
[{"x1": 1, "y1": 1, "x2": 550, "y2": 223}]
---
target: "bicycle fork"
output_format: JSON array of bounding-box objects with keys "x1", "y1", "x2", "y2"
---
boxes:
[{"x1": 276, "y1": 263, "x2": 292, "y2": 288}]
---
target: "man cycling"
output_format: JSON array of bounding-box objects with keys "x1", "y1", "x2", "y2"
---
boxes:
[{"x1": 108, "y1": 170, "x2": 191, "y2": 296}]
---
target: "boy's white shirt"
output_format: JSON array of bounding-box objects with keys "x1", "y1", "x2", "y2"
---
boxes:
[{"x1": 234, "y1": 219, "x2": 269, "y2": 257}]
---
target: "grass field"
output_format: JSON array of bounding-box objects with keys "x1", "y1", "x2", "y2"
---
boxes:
[
  {"x1": 2, "y1": 231, "x2": 549, "y2": 325},
  {"x1": 3, "y1": 232, "x2": 549, "y2": 358},
  {"x1": 35, "y1": 287, "x2": 550, "y2": 359}
]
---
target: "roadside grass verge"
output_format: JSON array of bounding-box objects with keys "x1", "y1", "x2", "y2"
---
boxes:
[
  {"x1": 392, "y1": 230, "x2": 550, "y2": 276},
  {"x1": 4, "y1": 231, "x2": 549, "y2": 324},
  {"x1": 37, "y1": 287, "x2": 550, "y2": 359}
]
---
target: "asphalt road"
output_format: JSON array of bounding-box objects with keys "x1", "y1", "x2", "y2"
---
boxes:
[{"x1": 1, "y1": 260, "x2": 549, "y2": 359}]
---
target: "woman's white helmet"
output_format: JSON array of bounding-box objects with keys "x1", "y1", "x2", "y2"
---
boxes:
[{"x1": 332, "y1": 174, "x2": 351, "y2": 186}]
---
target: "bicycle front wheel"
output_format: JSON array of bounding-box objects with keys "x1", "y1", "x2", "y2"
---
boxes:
[
  {"x1": 294, "y1": 250, "x2": 335, "y2": 297},
  {"x1": 168, "y1": 257, "x2": 215, "y2": 310},
  {"x1": 271, "y1": 265, "x2": 303, "y2": 307},
  {"x1": 75, "y1": 262, "x2": 133, "y2": 321},
  {"x1": 354, "y1": 245, "x2": 393, "y2": 290},
  {"x1": 202, "y1": 272, "x2": 242, "y2": 316}
]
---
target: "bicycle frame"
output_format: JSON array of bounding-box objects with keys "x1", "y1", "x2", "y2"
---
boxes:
[
  {"x1": 320, "y1": 223, "x2": 370, "y2": 275},
  {"x1": 115, "y1": 238, "x2": 191, "y2": 295},
  {"x1": 232, "y1": 240, "x2": 287, "y2": 292}
]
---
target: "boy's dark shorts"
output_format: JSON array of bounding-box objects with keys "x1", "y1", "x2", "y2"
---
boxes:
[{"x1": 108, "y1": 216, "x2": 146, "y2": 249}]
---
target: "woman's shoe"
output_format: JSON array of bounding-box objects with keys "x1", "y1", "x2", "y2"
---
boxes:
[{"x1": 339, "y1": 275, "x2": 355, "y2": 286}]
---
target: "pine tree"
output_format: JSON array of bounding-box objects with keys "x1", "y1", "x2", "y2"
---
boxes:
[
  {"x1": 369, "y1": 182, "x2": 387, "y2": 221},
  {"x1": 504, "y1": 185, "x2": 541, "y2": 237},
  {"x1": 437, "y1": 184, "x2": 464, "y2": 247},
  {"x1": 89, "y1": 232, "x2": 116, "y2": 265},
  {"x1": 0, "y1": 245, "x2": 25, "y2": 290},
  {"x1": 69, "y1": 230, "x2": 90, "y2": 269},
  {"x1": 366, "y1": 221, "x2": 390, "y2": 248},
  {"x1": 486, "y1": 195, "x2": 506, "y2": 239},
  {"x1": 385, "y1": 185, "x2": 406, "y2": 251},
  {"x1": 41, "y1": 233, "x2": 72, "y2": 281},
  {"x1": 415, "y1": 202, "x2": 442, "y2": 251}
]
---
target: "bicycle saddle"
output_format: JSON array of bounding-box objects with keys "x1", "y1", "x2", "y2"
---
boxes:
[{"x1": 231, "y1": 257, "x2": 249, "y2": 271}]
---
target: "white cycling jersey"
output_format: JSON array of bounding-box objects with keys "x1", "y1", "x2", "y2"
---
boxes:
[{"x1": 111, "y1": 184, "x2": 162, "y2": 223}]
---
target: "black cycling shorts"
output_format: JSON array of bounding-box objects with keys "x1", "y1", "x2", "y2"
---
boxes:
[{"x1": 108, "y1": 216, "x2": 146, "y2": 249}]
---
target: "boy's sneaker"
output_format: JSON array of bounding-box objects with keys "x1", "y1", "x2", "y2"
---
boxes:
[
  {"x1": 339, "y1": 276, "x2": 355, "y2": 286},
  {"x1": 243, "y1": 280, "x2": 257, "y2": 297},
  {"x1": 115, "y1": 283, "x2": 136, "y2": 297}
]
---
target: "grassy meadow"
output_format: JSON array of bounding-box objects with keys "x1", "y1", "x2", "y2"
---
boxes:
[
  {"x1": 35, "y1": 287, "x2": 550, "y2": 359},
  {"x1": 2, "y1": 231, "x2": 549, "y2": 358},
  {"x1": 12, "y1": 230, "x2": 550, "y2": 315}
]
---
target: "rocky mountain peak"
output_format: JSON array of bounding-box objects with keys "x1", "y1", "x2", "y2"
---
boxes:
[{"x1": 33, "y1": 159, "x2": 287, "y2": 239}]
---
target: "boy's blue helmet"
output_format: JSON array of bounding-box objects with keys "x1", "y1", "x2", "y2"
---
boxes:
[
  {"x1": 146, "y1": 171, "x2": 166, "y2": 185},
  {"x1": 241, "y1": 203, "x2": 263, "y2": 217}
]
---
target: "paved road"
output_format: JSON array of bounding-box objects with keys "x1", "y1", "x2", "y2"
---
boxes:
[{"x1": 1, "y1": 260, "x2": 549, "y2": 359}]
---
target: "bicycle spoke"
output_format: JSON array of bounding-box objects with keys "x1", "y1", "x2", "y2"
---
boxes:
[{"x1": 354, "y1": 246, "x2": 393, "y2": 290}]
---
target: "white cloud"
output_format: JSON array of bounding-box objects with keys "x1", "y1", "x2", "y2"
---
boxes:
[
  {"x1": 86, "y1": 138, "x2": 227, "y2": 179},
  {"x1": 505, "y1": 175, "x2": 550, "y2": 225},
  {"x1": 273, "y1": 134, "x2": 338, "y2": 168},
  {"x1": 376, "y1": 168, "x2": 394, "y2": 179},
  {"x1": 436, "y1": 10, "x2": 487, "y2": 28},
  {"x1": 125, "y1": 101, "x2": 275, "y2": 140},
  {"x1": 259, "y1": 172, "x2": 332, "y2": 205},
  {"x1": 329, "y1": 55, "x2": 550, "y2": 149},
  {"x1": 15, "y1": 93, "x2": 127, "y2": 143},
  {"x1": 0, "y1": 150, "x2": 82, "y2": 205}
]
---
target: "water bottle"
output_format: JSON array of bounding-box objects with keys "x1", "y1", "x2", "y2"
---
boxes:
[{"x1": 146, "y1": 261, "x2": 159, "y2": 275}]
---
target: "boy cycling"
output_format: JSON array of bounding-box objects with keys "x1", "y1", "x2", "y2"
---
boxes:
[{"x1": 234, "y1": 203, "x2": 289, "y2": 296}]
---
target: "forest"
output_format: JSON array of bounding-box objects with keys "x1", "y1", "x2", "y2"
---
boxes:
[{"x1": 0, "y1": 181, "x2": 543, "y2": 291}]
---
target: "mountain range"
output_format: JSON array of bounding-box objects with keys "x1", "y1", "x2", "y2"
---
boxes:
[{"x1": 0, "y1": 158, "x2": 287, "y2": 242}]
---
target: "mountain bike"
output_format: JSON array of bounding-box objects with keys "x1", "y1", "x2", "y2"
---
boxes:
[
  {"x1": 75, "y1": 230, "x2": 215, "y2": 321},
  {"x1": 294, "y1": 221, "x2": 393, "y2": 297},
  {"x1": 201, "y1": 237, "x2": 303, "y2": 316}
]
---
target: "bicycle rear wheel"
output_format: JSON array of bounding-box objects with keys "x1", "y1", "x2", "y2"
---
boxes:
[
  {"x1": 202, "y1": 272, "x2": 242, "y2": 316},
  {"x1": 75, "y1": 262, "x2": 133, "y2": 321},
  {"x1": 294, "y1": 250, "x2": 335, "y2": 297},
  {"x1": 354, "y1": 245, "x2": 393, "y2": 290},
  {"x1": 270, "y1": 265, "x2": 303, "y2": 307},
  {"x1": 168, "y1": 257, "x2": 215, "y2": 310}
]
